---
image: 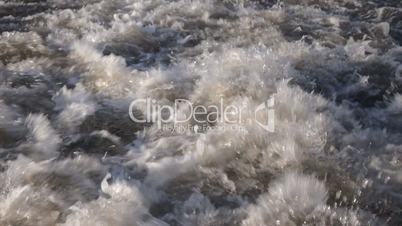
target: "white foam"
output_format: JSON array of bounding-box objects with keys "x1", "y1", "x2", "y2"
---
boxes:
[
  {"x1": 53, "y1": 83, "x2": 96, "y2": 132},
  {"x1": 61, "y1": 174, "x2": 166, "y2": 226},
  {"x1": 243, "y1": 172, "x2": 328, "y2": 225},
  {"x1": 21, "y1": 114, "x2": 61, "y2": 161}
]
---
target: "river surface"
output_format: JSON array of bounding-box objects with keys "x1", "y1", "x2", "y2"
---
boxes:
[{"x1": 0, "y1": 0, "x2": 402, "y2": 225}]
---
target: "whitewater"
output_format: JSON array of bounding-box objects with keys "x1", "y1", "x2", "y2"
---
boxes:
[{"x1": 0, "y1": 0, "x2": 402, "y2": 225}]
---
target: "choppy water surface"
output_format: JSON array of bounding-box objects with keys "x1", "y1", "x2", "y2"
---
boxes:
[{"x1": 0, "y1": 0, "x2": 402, "y2": 225}]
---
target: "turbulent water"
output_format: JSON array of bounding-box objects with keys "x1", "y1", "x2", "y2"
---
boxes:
[{"x1": 0, "y1": 0, "x2": 402, "y2": 225}]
